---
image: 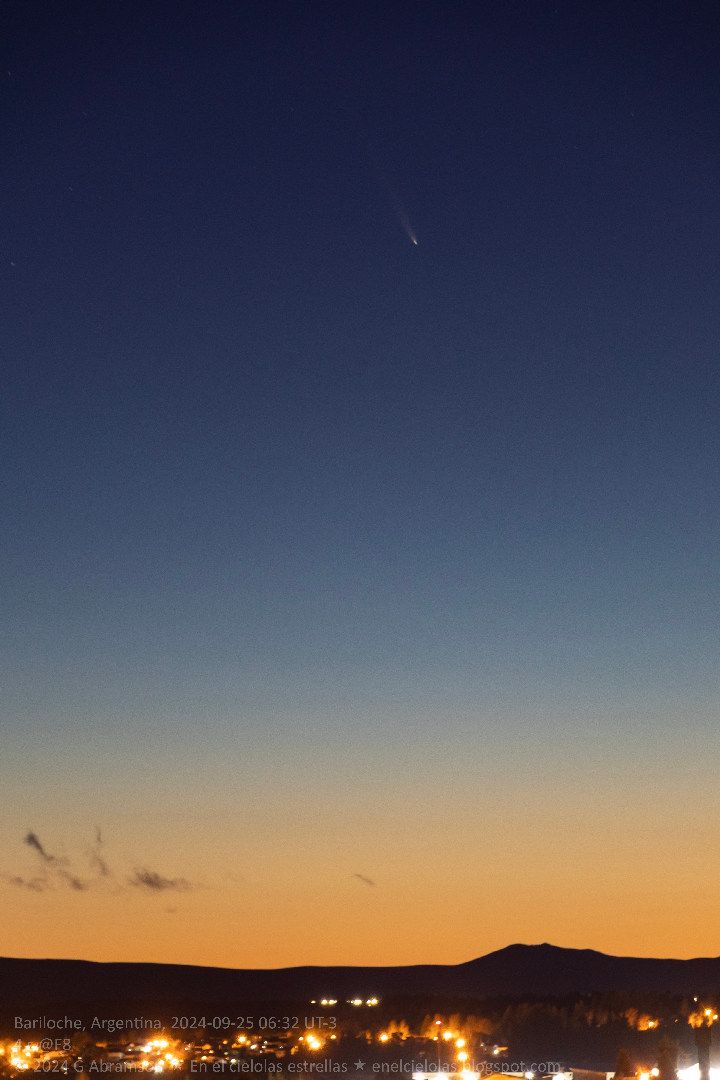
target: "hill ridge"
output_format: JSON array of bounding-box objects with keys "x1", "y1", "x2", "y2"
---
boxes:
[{"x1": 2, "y1": 942, "x2": 720, "y2": 1020}]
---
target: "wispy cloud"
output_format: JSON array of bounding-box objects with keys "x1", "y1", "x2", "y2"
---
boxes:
[
  {"x1": 24, "y1": 831, "x2": 56, "y2": 863},
  {"x1": 352, "y1": 872, "x2": 376, "y2": 887},
  {"x1": 4, "y1": 874, "x2": 47, "y2": 892},
  {"x1": 23, "y1": 832, "x2": 87, "y2": 891},
  {"x1": 129, "y1": 869, "x2": 192, "y2": 892},
  {"x1": 88, "y1": 827, "x2": 111, "y2": 879},
  {"x1": 3, "y1": 831, "x2": 194, "y2": 898}
]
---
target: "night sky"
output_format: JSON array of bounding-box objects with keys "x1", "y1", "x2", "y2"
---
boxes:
[{"x1": 2, "y1": 0, "x2": 720, "y2": 966}]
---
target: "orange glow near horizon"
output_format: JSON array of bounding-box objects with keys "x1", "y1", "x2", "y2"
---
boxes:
[
  {"x1": 4, "y1": 730, "x2": 720, "y2": 968},
  {"x1": 4, "y1": 858, "x2": 720, "y2": 967}
]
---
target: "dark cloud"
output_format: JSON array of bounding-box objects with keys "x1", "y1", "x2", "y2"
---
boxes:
[
  {"x1": 60, "y1": 871, "x2": 87, "y2": 891},
  {"x1": 89, "y1": 827, "x2": 111, "y2": 879},
  {"x1": 5, "y1": 874, "x2": 47, "y2": 892},
  {"x1": 24, "y1": 832, "x2": 56, "y2": 863},
  {"x1": 5, "y1": 831, "x2": 191, "y2": 898},
  {"x1": 352, "y1": 873, "x2": 376, "y2": 887},
  {"x1": 23, "y1": 831, "x2": 87, "y2": 891},
  {"x1": 129, "y1": 869, "x2": 192, "y2": 892}
]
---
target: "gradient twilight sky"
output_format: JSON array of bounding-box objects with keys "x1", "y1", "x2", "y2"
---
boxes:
[{"x1": 2, "y1": 0, "x2": 720, "y2": 967}]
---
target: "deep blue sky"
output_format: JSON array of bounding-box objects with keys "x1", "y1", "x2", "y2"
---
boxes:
[{"x1": 2, "y1": 0, "x2": 720, "y2": 963}]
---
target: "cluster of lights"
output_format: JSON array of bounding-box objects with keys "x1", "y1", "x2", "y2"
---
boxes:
[
  {"x1": 23, "y1": 1007, "x2": 720, "y2": 1080},
  {"x1": 234, "y1": 1034, "x2": 290, "y2": 1054},
  {"x1": 231, "y1": 1036, "x2": 260, "y2": 1052},
  {"x1": 136, "y1": 1039, "x2": 183, "y2": 1073},
  {"x1": 429, "y1": 1023, "x2": 470, "y2": 1065},
  {"x1": 299, "y1": 1035, "x2": 324, "y2": 1052},
  {"x1": 3, "y1": 1043, "x2": 42, "y2": 1072},
  {"x1": 0, "y1": 1039, "x2": 186, "y2": 1075},
  {"x1": 689, "y1": 1009, "x2": 719, "y2": 1029},
  {"x1": 229, "y1": 1032, "x2": 338, "y2": 1058}
]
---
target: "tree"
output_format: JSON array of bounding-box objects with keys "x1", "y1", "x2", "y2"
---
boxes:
[
  {"x1": 658, "y1": 1035, "x2": 679, "y2": 1080},
  {"x1": 614, "y1": 1049, "x2": 634, "y2": 1079}
]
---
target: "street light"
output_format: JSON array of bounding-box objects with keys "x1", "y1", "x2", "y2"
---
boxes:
[{"x1": 689, "y1": 1007, "x2": 718, "y2": 1080}]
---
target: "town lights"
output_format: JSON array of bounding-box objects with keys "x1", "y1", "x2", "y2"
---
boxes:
[
  {"x1": 689, "y1": 1010, "x2": 719, "y2": 1029},
  {"x1": 131, "y1": 1039, "x2": 183, "y2": 1071},
  {"x1": 678, "y1": 1069, "x2": 720, "y2": 1080},
  {"x1": 7, "y1": 1044, "x2": 43, "y2": 1072}
]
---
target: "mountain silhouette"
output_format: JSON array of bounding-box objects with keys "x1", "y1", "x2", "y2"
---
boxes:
[{"x1": 2, "y1": 943, "x2": 719, "y2": 1025}]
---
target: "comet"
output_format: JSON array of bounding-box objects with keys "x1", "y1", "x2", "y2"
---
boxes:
[
  {"x1": 399, "y1": 210, "x2": 418, "y2": 247},
  {"x1": 365, "y1": 146, "x2": 419, "y2": 247}
]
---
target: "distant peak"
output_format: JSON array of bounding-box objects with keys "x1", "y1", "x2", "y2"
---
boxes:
[{"x1": 462, "y1": 942, "x2": 611, "y2": 966}]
